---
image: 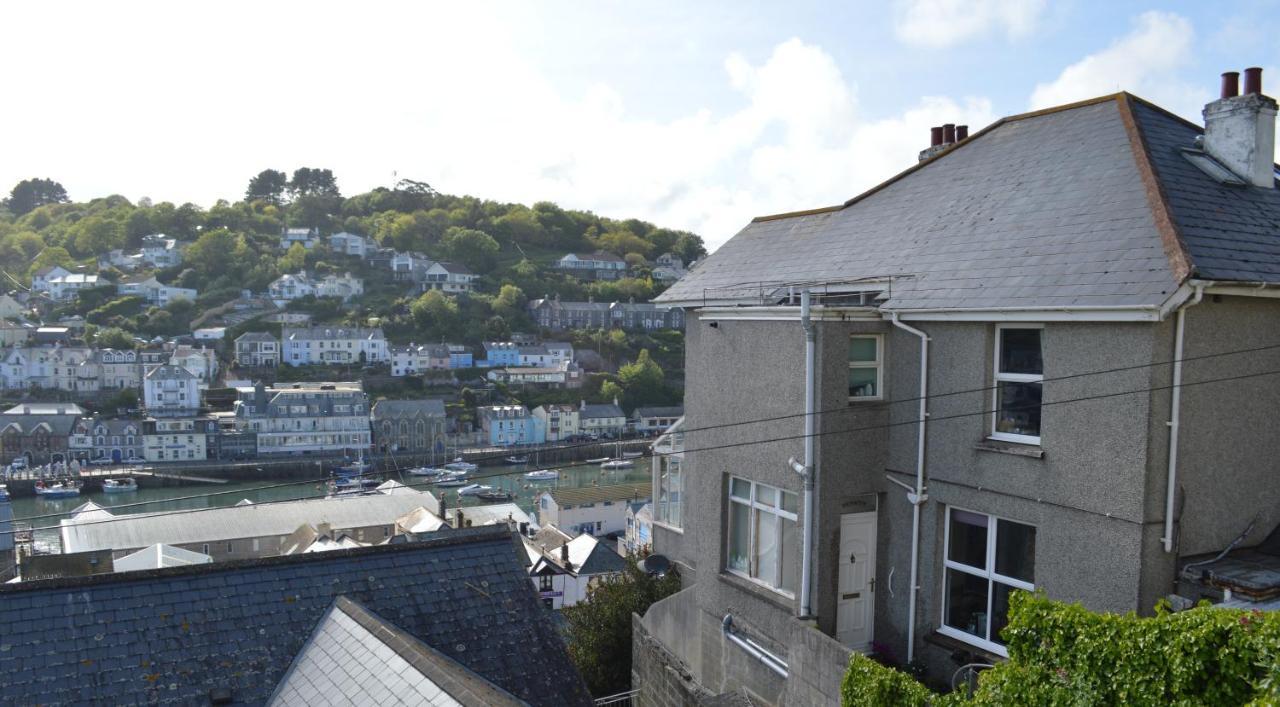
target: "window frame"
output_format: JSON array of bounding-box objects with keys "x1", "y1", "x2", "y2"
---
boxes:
[
  {"x1": 653, "y1": 453, "x2": 683, "y2": 532},
  {"x1": 847, "y1": 334, "x2": 884, "y2": 402},
  {"x1": 990, "y1": 324, "x2": 1044, "y2": 445},
  {"x1": 939, "y1": 506, "x2": 1036, "y2": 656},
  {"x1": 724, "y1": 476, "x2": 799, "y2": 597}
]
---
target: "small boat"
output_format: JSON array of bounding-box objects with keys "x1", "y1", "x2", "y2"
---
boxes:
[
  {"x1": 601, "y1": 459, "x2": 635, "y2": 470},
  {"x1": 458, "y1": 483, "x2": 494, "y2": 496},
  {"x1": 524, "y1": 469, "x2": 559, "y2": 481},
  {"x1": 0, "y1": 484, "x2": 8, "y2": 502},
  {"x1": 35, "y1": 479, "x2": 82, "y2": 498},
  {"x1": 445, "y1": 458, "x2": 478, "y2": 473},
  {"x1": 408, "y1": 466, "x2": 448, "y2": 477},
  {"x1": 585, "y1": 457, "x2": 611, "y2": 464},
  {"x1": 477, "y1": 490, "x2": 514, "y2": 503},
  {"x1": 433, "y1": 472, "x2": 469, "y2": 487},
  {"x1": 330, "y1": 477, "x2": 381, "y2": 495},
  {"x1": 336, "y1": 451, "x2": 373, "y2": 476},
  {"x1": 622, "y1": 451, "x2": 644, "y2": 459},
  {"x1": 504, "y1": 455, "x2": 529, "y2": 465},
  {"x1": 102, "y1": 478, "x2": 138, "y2": 494}
]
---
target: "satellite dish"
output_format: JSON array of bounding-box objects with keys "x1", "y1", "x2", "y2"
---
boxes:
[{"x1": 639, "y1": 554, "x2": 670, "y2": 576}]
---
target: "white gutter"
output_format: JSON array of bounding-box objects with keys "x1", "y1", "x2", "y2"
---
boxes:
[
  {"x1": 889, "y1": 313, "x2": 929, "y2": 663},
  {"x1": 796, "y1": 290, "x2": 817, "y2": 618},
  {"x1": 1162, "y1": 284, "x2": 1204, "y2": 553}
]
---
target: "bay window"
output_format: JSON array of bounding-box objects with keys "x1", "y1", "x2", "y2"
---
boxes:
[
  {"x1": 726, "y1": 477, "x2": 799, "y2": 595},
  {"x1": 992, "y1": 325, "x2": 1043, "y2": 444},
  {"x1": 848, "y1": 335, "x2": 883, "y2": 400},
  {"x1": 653, "y1": 420, "x2": 684, "y2": 530},
  {"x1": 941, "y1": 508, "x2": 1036, "y2": 654}
]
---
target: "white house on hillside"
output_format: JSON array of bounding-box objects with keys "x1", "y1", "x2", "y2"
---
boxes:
[
  {"x1": 282, "y1": 326, "x2": 387, "y2": 366},
  {"x1": 143, "y1": 365, "x2": 200, "y2": 416},
  {"x1": 280, "y1": 227, "x2": 319, "y2": 250},
  {"x1": 140, "y1": 235, "x2": 183, "y2": 268},
  {"x1": 329, "y1": 232, "x2": 375, "y2": 257},
  {"x1": 116, "y1": 275, "x2": 196, "y2": 306}
]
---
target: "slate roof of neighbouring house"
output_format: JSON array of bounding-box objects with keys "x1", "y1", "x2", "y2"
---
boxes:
[
  {"x1": 235, "y1": 331, "x2": 278, "y2": 343},
  {"x1": 268, "y1": 596, "x2": 525, "y2": 706},
  {"x1": 0, "y1": 526, "x2": 590, "y2": 706},
  {"x1": 580, "y1": 403, "x2": 624, "y2": 420},
  {"x1": 633, "y1": 406, "x2": 685, "y2": 419},
  {"x1": 657, "y1": 93, "x2": 1280, "y2": 310}
]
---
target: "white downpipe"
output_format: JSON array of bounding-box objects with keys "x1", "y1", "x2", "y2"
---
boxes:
[
  {"x1": 1162, "y1": 285, "x2": 1204, "y2": 553},
  {"x1": 890, "y1": 313, "x2": 929, "y2": 664},
  {"x1": 798, "y1": 290, "x2": 817, "y2": 618}
]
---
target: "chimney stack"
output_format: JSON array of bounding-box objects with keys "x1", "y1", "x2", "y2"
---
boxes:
[
  {"x1": 929, "y1": 127, "x2": 943, "y2": 147},
  {"x1": 942, "y1": 123, "x2": 956, "y2": 144},
  {"x1": 956, "y1": 125, "x2": 969, "y2": 141},
  {"x1": 1203, "y1": 67, "x2": 1277, "y2": 189}
]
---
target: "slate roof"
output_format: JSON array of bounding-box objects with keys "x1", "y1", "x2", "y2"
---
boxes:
[
  {"x1": 0, "y1": 526, "x2": 590, "y2": 706},
  {"x1": 633, "y1": 406, "x2": 685, "y2": 419},
  {"x1": 269, "y1": 597, "x2": 525, "y2": 706},
  {"x1": 657, "y1": 93, "x2": 1280, "y2": 310},
  {"x1": 543, "y1": 482, "x2": 652, "y2": 508},
  {"x1": 580, "y1": 402, "x2": 625, "y2": 420},
  {"x1": 283, "y1": 325, "x2": 385, "y2": 341},
  {"x1": 235, "y1": 331, "x2": 278, "y2": 343},
  {"x1": 372, "y1": 398, "x2": 447, "y2": 418}
]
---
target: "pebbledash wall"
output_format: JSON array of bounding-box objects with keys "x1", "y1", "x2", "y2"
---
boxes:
[{"x1": 634, "y1": 296, "x2": 1280, "y2": 701}]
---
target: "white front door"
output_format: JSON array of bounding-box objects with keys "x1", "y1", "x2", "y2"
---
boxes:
[{"x1": 837, "y1": 511, "x2": 877, "y2": 651}]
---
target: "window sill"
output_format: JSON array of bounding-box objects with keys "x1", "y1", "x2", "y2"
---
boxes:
[
  {"x1": 717, "y1": 571, "x2": 796, "y2": 612},
  {"x1": 653, "y1": 521, "x2": 684, "y2": 535},
  {"x1": 975, "y1": 438, "x2": 1044, "y2": 459},
  {"x1": 924, "y1": 630, "x2": 1006, "y2": 663}
]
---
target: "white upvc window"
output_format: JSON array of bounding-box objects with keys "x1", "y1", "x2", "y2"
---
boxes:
[
  {"x1": 654, "y1": 454, "x2": 682, "y2": 530},
  {"x1": 726, "y1": 477, "x2": 798, "y2": 596},
  {"x1": 991, "y1": 324, "x2": 1043, "y2": 444},
  {"x1": 940, "y1": 507, "x2": 1036, "y2": 656},
  {"x1": 848, "y1": 334, "x2": 883, "y2": 401}
]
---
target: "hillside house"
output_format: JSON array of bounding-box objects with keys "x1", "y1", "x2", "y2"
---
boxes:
[
  {"x1": 555, "y1": 252, "x2": 627, "y2": 280},
  {"x1": 279, "y1": 226, "x2": 319, "y2": 250},
  {"x1": 535, "y1": 482, "x2": 652, "y2": 537},
  {"x1": 234, "y1": 331, "x2": 280, "y2": 367},
  {"x1": 282, "y1": 326, "x2": 387, "y2": 366}
]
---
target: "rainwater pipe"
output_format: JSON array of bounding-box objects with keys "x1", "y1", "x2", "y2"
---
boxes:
[
  {"x1": 1162, "y1": 285, "x2": 1204, "y2": 553},
  {"x1": 795, "y1": 289, "x2": 817, "y2": 618},
  {"x1": 889, "y1": 312, "x2": 929, "y2": 664}
]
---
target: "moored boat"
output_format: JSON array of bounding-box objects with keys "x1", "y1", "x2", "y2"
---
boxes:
[
  {"x1": 458, "y1": 483, "x2": 494, "y2": 496},
  {"x1": 477, "y1": 490, "x2": 514, "y2": 502},
  {"x1": 523, "y1": 469, "x2": 559, "y2": 481},
  {"x1": 102, "y1": 478, "x2": 138, "y2": 493},
  {"x1": 504, "y1": 455, "x2": 529, "y2": 465},
  {"x1": 408, "y1": 466, "x2": 447, "y2": 477},
  {"x1": 622, "y1": 451, "x2": 644, "y2": 459},
  {"x1": 330, "y1": 477, "x2": 381, "y2": 495},
  {"x1": 433, "y1": 472, "x2": 469, "y2": 487},
  {"x1": 585, "y1": 457, "x2": 611, "y2": 464},
  {"x1": 601, "y1": 459, "x2": 635, "y2": 470},
  {"x1": 35, "y1": 479, "x2": 82, "y2": 498},
  {"x1": 445, "y1": 458, "x2": 478, "y2": 473}
]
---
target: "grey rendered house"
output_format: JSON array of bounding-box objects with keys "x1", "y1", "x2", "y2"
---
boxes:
[{"x1": 635, "y1": 78, "x2": 1280, "y2": 703}]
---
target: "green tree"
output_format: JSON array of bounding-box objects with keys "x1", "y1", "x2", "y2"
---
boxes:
[
  {"x1": 92, "y1": 326, "x2": 136, "y2": 349},
  {"x1": 619, "y1": 349, "x2": 663, "y2": 390},
  {"x1": 5, "y1": 178, "x2": 68, "y2": 216},
  {"x1": 27, "y1": 246, "x2": 73, "y2": 280},
  {"x1": 410, "y1": 289, "x2": 459, "y2": 332},
  {"x1": 492, "y1": 284, "x2": 526, "y2": 318},
  {"x1": 279, "y1": 242, "x2": 307, "y2": 273},
  {"x1": 288, "y1": 167, "x2": 341, "y2": 198},
  {"x1": 440, "y1": 227, "x2": 500, "y2": 272},
  {"x1": 246, "y1": 169, "x2": 288, "y2": 204},
  {"x1": 600, "y1": 379, "x2": 623, "y2": 402},
  {"x1": 71, "y1": 215, "x2": 125, "y2": 256},
  {"x1": 564, "y1": 559, "x2": 681, "y2": 696},
  {"x1": 185, "y1": 229, "x2": 238, "y2": 279}
]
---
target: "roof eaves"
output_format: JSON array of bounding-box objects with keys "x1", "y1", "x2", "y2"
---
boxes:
[{"x1": 1115, "y1": 93, "x2": 1196, "y2": 283}]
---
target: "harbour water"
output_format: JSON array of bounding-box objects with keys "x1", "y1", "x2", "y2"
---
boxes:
[{"x1": 8, "y1": 459, "x2": 651, "y2": 553}]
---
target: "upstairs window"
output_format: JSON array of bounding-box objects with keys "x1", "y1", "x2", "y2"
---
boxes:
[
  {"x1": 992, "y1": 326, "x2": 1043, "y2": 444},
  {"x1": 848, "y1": 335, "x2": 882, "y2": 401}
]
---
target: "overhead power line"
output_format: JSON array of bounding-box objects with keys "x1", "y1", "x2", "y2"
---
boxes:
[{"x1": 5, "y1": 361, "x2": 1279, "y2": 540}]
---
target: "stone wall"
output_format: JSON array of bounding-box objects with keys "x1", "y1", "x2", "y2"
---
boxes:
[{"x1": 633, "y1": 613, "x2": 714, "y2": 707}]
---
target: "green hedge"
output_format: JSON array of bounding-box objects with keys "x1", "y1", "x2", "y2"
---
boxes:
[{"x1": 841, "y1": 592, "x2": 1280, "y2": 706}]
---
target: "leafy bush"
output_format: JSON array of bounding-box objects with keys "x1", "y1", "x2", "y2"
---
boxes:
[
  {"x1": 841, "y1": 654, "x2": 934, "y2": 707},
  {"x1": 840, "y1": 592, "x2": 1280, "y2": 707}
]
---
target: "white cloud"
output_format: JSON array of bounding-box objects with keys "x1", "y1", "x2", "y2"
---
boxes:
[
  {"x1": 0, "y1": 4, "x2": 994, "y2": 252},
  {"x1": 894, "y1": 0, "x2": 1046, "y2": 48},
  {"x1": 1030, "y1": 11, "x2": 1196, "y2": 110}
]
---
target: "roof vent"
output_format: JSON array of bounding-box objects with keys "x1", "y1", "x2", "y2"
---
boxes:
[{"x1": 1203, "y1": 67, "x2": 1277, "y2": 188}]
